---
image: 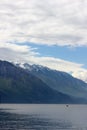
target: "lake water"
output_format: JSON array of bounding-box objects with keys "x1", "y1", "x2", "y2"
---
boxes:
[{"x1": 0, "y1": 104, "x2": 87, "y2": 130}]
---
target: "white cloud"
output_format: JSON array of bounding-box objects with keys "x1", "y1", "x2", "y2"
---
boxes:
[
  {"x1": 72, "y1": 70, "x2": 87, "y2": 83},
  {"x1": 0, "y1": 0, "x2": 87, "y2": 46},
  {"x1": 0, "y1": 43, "x2": 29, "y2": 53}
]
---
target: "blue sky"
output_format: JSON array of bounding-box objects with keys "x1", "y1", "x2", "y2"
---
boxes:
[
  {"x1": 29, "y1": 43, "x2": 87, "y2": 68},
  {"x1": 0, "y1": 0, "x2": 87, "y2": 82}
]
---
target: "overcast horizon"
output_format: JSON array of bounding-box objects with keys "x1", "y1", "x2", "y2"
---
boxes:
[{"x1": 0, "y1": 0, "x2": 87, "y2": 82}]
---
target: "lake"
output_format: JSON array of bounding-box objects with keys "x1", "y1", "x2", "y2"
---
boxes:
[{"x1": 0, "y1": 104, "x2": 87, "y2": 130}]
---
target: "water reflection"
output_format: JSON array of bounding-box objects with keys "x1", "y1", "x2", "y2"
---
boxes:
[
  {"x1": 0, "y1": 109, "x2": 73, "y2": 130},
  {"x1": 0, "y1": 104, "x2": 87, "y2": 130}
]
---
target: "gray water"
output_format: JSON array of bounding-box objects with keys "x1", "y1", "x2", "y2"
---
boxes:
[{"x1": 0, "y1": 104, "x2": 87, "y2": 130}]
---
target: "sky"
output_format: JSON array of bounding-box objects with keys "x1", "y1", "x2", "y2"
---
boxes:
[{"x1": 0, "y1": 0, "x2": 87, "y2": 82}]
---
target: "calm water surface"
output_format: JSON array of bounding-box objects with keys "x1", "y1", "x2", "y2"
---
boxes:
[{"x1": 0, "y1": 104, "x2": 87, "y2": 130}]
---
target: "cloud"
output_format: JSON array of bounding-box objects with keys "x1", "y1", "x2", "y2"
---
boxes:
[
  {"x1": 0, "y1": 0, "x2": 87, "y2": 46},
  {"x1": 0, "y1": 43, "x2": 39, "y2": 63},
  {"x1": 72, "y1": 70, "x2": 87, "y2": 83},
  {"x1": 0, "y1": 42, "x2": 39, "y2": 58}
]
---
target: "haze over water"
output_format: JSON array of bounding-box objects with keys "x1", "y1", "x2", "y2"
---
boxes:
[{"x1": 0, "y1": 104, "x2": 87, "y2": 130}]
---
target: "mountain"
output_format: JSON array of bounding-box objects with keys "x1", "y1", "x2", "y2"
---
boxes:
[
  {"x1": 22, "y1": 63, "x2": 87, "y2": 100},
  {"x1": 0, "y1": 60, "x2": 75, "y2": 103}
]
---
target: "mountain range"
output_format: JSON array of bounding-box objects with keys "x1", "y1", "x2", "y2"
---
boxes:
[
  {"x1": 0, "y1": 60, "x2": 87, "y2": 103},
  {"x1": 22, "y1": 63, "x2": 87, "y2": 99}
]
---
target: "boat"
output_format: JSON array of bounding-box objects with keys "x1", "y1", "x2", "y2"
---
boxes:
[{"x1": 66, "y1": 104, "x2": 69, "y2": 107}]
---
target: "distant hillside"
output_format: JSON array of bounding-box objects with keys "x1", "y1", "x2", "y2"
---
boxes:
[
  {"x1": 22, "y1": 63, "x2": 87, "y2": 100},
  {"x1": 0, "y1": 60, "x2": 76, "y2": 103}
]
